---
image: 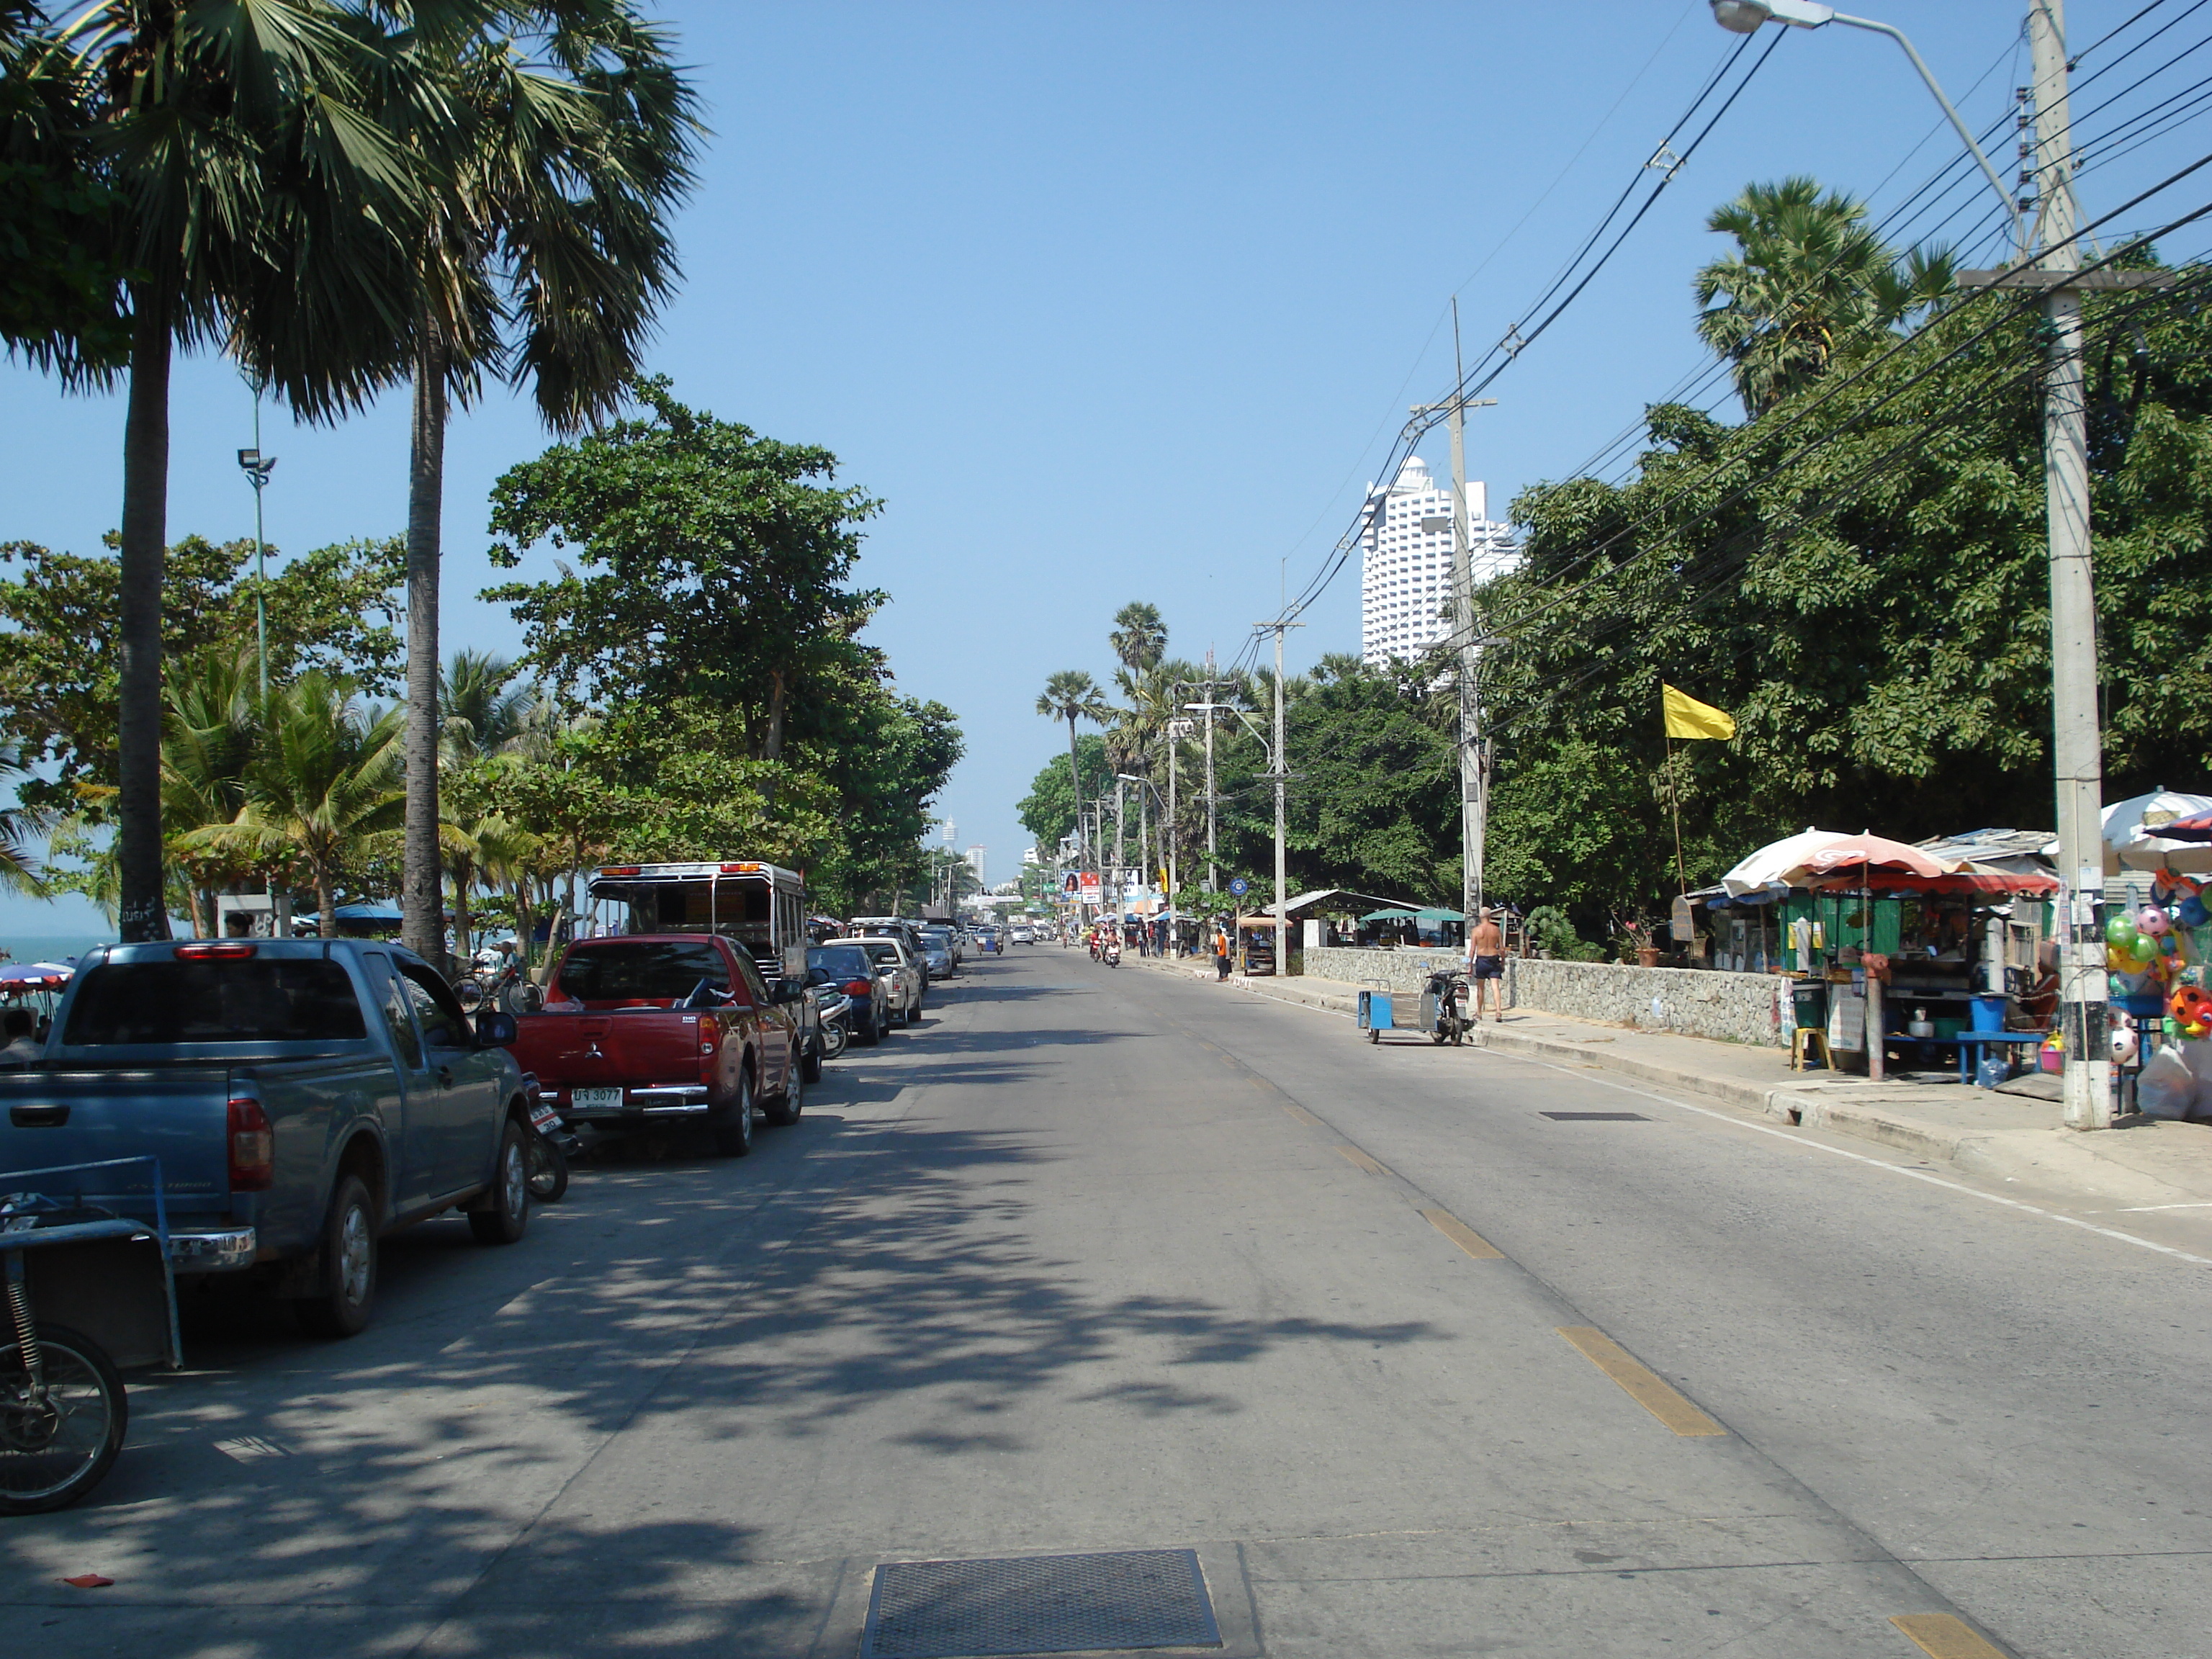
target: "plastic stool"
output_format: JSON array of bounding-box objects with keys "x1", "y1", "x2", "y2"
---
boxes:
[{"x1": 1791, "y1": 1026, "x2": 1833, "y2": 1071}]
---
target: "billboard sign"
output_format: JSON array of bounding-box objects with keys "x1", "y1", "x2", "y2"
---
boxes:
[{"x1": 1077, "y1": 872, "x2": 1102, "y2": 903}]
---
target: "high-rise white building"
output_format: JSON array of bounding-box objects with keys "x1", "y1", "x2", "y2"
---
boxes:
[{"x1": 1359, "y1": 454, "x2": 1518, "y2": 665}]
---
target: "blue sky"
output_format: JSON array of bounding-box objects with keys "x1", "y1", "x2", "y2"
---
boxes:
[{"x1": 2, "y1": 1, "x2": 2202, "y2": 927}]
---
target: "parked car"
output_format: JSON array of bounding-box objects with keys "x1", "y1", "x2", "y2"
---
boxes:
[
  {"x1": 808, "y1": 942, "x2": 891, "y2": 1046},
  {"x1": 850, "y1": 936, "x2": 925, "y2": 1027},
  {"x1": 0, "y1": 938, "x2": 536, "y2": 1338},
  {"x1": 507, "y1": 934, "x2": 807, "y2": 1156},
  {"x1": 919, "y1": 927, "x2": 956, "y2": 980}
]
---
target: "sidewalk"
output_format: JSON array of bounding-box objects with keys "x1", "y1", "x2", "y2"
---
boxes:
[{"x1": 1136, "y1": 955, "x2": 2212, "y2": 1213}]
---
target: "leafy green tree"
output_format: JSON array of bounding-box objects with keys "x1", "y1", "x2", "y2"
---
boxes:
[
  {"x1": 393, "y1": 4, "x2": 699, "y2": 968},
  {"x1": 0, "y1": 534, "x2": 405, "y2": 812},
  {"x1": 1695, "y1": 176, "x2": 1953, "y2": 415},
  {"x1": 1277, "y1": 654, "x2": 1457, "y2": 902},
  {"x1": 1017, "y1": 734, "x2": 1111, "y2": 851},
  {"x1": 161, "y1": 645, "x2": 263, "y2": 936},
  {"x1": 485, "y1": 377, "x2": 884, "y2": 761}
]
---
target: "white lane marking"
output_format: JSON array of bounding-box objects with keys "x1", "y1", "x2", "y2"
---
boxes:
[
  {"x1": 1488, "y1": 1052, "x2": 2212, "y2": 1269},
  {"x1": 2115, "y1": 1200, "x2": 2212, "y2": 1213}
]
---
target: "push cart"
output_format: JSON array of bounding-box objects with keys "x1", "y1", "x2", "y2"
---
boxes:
[
  {"x1": 1, "y1": 1156, "x2": 179, "y2": 1514},
  {"x1": 1357, "y1": 980, "x2": 1395, "y2": 1045}
]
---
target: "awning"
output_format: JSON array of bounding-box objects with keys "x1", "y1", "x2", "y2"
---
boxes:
[{"x1": 1806, "y1": 866, "x2": 2058, "y2": 896}]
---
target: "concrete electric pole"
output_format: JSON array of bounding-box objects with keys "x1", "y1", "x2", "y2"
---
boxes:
[
  {"x1": 1182, "y1": 656, "x2": 1231, "y2": 895},
  {"x1": 1256, "y1": 618, "x2": 1304, "y2": 965},
  {"x1": 1413, "y1": 308, "x2": 1498, "y2": 928}
]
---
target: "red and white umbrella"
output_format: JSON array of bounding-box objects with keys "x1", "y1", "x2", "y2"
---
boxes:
[{"x1": 1778, "y1": 832, "x2": 1964, "y2": 886}]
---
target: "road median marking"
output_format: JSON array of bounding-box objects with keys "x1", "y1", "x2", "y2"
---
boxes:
[
  {"x1": 1555, "y1": 1326, "x2": 1727, "y2": 1437},
  {"x1": 1890, "y1": 1613, "x2": 2010, "y2": 1658},
  {"x1": 1335, "y1": 1145, "x2": 1390, "y2": 1176},
  {"x1": 1419, "y1": 1208, "x2": 1503, "y2": 1260},
  {"x1": 1281, "y1": 1102, "x2": 1323, "y2": 1128}
]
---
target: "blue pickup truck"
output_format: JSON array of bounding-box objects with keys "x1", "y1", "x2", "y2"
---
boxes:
[{"x1": 0, "y1": 938, "x2": 535, "y2": 1337}]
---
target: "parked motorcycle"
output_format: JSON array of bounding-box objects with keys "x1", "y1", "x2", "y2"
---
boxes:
[
  {"x1": 814, "y1": 987, "x2": 851, "y2": 1061},
  {"x1": 525, "y1": 1097, "x2": 581, "y2": 1202},
  {"x1": 1422, "y1": 968, "x2": 1470, "y2": 1047}
]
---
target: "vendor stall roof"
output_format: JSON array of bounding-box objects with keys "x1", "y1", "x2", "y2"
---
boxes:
[
  {"x1": 1804, "y1": 864, "x2": 2057, "y2": 896},
  {"x1": 1264, "y1": 889, "x2": 1414, "y2": 918}
]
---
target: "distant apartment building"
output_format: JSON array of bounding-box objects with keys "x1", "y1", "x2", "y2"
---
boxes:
[{"x1": 1359, "y1": 454, "x2": 1518, "y2": 665}]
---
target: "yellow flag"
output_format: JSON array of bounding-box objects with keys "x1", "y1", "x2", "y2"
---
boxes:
[{"x1": 1663, "y1": 683, "x2": 1736, "y2": 740}]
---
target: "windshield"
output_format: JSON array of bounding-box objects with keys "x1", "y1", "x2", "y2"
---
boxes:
[
  {"x1": 862, "y1": 944, "x2": 903, "y2": 969},
  {"x1": 809, "y1": 945, "x2": 871, "y2": 982},
  {"x1": 63, "y1": 960, "x2": 367, "y2": 1046},
  {"x1": 556, "y1": 940, "x2": 728, "y2": 1002}
]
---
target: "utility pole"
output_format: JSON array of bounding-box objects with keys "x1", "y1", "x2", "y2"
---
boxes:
[
  {"x1": 1166, "y1": 717, "x2": 1191, "y2": 950},
  {"x1": 1256, "y1": 618, "x2": 1304, "y2": 965},
  {"x1": 1413, "y1": 310, "x2": 1498, "y2": 927},
  {"x1": 1114, "y1": 775, "x2": 1127, "y2": 904},
  {"x1": 1181, "y1": 656, "x2": 1229, "y2": 894},
  {"x1": 2028, "y1": 0, "x2": 2103, "y2": 1129}
]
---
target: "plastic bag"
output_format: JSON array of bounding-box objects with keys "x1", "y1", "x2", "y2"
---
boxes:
[{"x1": 2137, "y1": 1043, "x2": 2198, "y2": 1119}]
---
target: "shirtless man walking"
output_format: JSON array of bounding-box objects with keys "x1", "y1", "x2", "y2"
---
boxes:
[{"x1": 1465, "y1": 907, "x2": 1507, "y2": 1022}]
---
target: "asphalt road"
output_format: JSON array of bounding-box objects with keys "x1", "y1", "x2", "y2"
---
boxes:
[{"x1": 6, "y1": 946, "x2": 2208, "y2": 1659}]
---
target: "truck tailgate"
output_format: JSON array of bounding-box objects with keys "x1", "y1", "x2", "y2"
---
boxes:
[
  {"x1": 0, "y1": 1068, "x2": 233, "y2": 1219},
  {"x1": 511, "y1": 1010, "x2": 705, "y2": 1095}
]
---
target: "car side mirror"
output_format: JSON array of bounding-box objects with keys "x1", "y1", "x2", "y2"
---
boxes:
[{"x1": 475, "y1": 1010, "x2": 518, "y2": 1048}]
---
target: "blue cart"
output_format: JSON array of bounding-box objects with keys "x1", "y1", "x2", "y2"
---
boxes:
[
  {"x1": 1, "y1": 1156, "x2": 179, "y2": 1514},
  {"x1": 1357, "y1": 983, "x2": 1396, "y2": 1045}
]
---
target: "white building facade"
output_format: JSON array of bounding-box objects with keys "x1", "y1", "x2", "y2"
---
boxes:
[{"x1": 1359, "y1": 454, "x2": 1519, "y2": 665}]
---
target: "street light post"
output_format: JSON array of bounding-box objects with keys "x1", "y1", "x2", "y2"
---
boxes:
[{"x1": 1706, "y1": 0, "x2": 2112, "y2": 1130}]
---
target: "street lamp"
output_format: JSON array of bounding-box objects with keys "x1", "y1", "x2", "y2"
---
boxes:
[
  {"x1": 235, "y1": 440, "x2": 276, "y2": 702},
  {"x1": 1707, "y1": 1, "x2": 2023, "y2": 248},
  {"x1": 1709, "y1": 2, "x2": 2115, "y2": 1129}
]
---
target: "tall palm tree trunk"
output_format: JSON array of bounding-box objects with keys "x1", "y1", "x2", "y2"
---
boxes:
[
  {"x1": 403, "y1": 325, "x2": 448, "y2": 970},
  {"x1": 117, "y1": 290, "x2": 174, "y2": 943},
  {"x1": 1065, "y1": 713, "x2": 1082, "y2": 863}
]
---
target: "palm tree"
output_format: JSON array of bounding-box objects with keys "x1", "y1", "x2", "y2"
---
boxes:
[
  {"x1": 391, "y1": 6, "x2": 701, "y2": 970},
  {"x1": 32, "y1": 2, "x2": 429, "y2": 942},
  {"x1": 1108, "y1": 602, "x2": 1167, "y2": 675},
  {"x1": 161, "y1": 646, "x2": 261, "y2": 936},
  {"x1": 181, "y1": 673, "x2": 405, "y2": 942},
  {"x1": 443, "y1": 809, "x2": 540, "y2": 967},
  {"x1": 0, "y1": 745, "x2": 50, "y2": 899},
  {"x1": 439, "y1": 650, "x2": 530, "y2": 767},
  {"x1": 1035, "y1": 670, "x2": 1112, "y2": 855},
  {"x1": 1694, "y1": 176, "x2": 1953, "y2": 415}
]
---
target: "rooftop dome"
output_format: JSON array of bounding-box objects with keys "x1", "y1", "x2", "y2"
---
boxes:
[{"x1": 1390, "y1": 455, "x2": 1434, "y2": 493}]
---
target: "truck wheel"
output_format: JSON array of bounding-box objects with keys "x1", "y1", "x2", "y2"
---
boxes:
[
  {"x1": 712, "y1": 1067, "x2": 755, "y2": 1156},
  {"x1": 802, "y1": 1038, "x2": 824, "y2": 1083},
  {"x1": 763, "y1": 1043, "x2": 804, "y2": 1125},
  {"x1": 468, "y1": 1119, "x2": 531, "y2": 1244},
  {"x1": 295, "y1": 1174, "x2": 378, "y2": 1338}
]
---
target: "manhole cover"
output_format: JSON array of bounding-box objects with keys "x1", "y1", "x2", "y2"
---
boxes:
[
  {"x1": 1539, "y1": 1111, "x2": 1649, "y2": 1121},
  {"x1": 861, "y1": 1547, "x2": 1221, "y2": 1658}
]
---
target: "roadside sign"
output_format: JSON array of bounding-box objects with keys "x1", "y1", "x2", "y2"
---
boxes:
[
  {"x1": 1228, "y1": 877, "x2": 1249, "y2": 897},
  {"x1": 1078, "y1": 872, "x2": 1102, "y2": 902}
]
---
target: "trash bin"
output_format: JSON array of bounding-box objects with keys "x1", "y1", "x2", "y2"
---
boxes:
[
  {"x1": 1970, "y1": 994, "x2": 2006, "y2": 1032},
  {"x1": 1790, "y1": 980, "x2": 1828, "y2": 1031}
]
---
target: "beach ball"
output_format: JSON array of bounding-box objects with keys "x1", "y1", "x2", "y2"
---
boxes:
[
  {"x1": 2182, "y1": 895, "x2": 2209, "y2": 928},
  {"x1": 2140, "y1": 906, "x2": 2172, "y2": 936},
  {"x1": 2170, "y1": 985, "x2": 2212, "y2": 1038},
  {"x1": 2112, "y1": 1025, "x2": 2140, "y2": 1065}
]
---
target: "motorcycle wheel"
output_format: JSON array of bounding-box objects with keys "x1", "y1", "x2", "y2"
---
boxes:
[
  {"x1": 526, "y1": 1132, "x2": 569, "y2": 1202},
  {"x1": 822, "y1": 1020, "x2": 848, "y2": 1060},
  {"x1": 1452, "y1": 1015, "x2": 1465, "y2": 1047},
  {"x1": 499, "y1": 979, "x2": 543, "y2": 1015},
  {"x1": 0, "y1": 1324, "x2": 127, "y2": 1515}
]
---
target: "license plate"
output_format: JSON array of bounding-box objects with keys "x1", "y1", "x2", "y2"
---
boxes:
[
  {"x1": 570, "y1": 1086, "x2": 623, "y2": 1110},
  {"x1": 529, "y1": 1104, "x2": 560, "y2": 1132}
]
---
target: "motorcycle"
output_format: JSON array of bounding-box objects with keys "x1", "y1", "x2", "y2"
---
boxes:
[
  {"x1": 1103, "y1": 940, "x2": 1120, "y2": 968},
  {"x1": 525, "y1": 1094, "x2": 582, "y2": 1202},
  {"x1": 1422, "y1": 968, "x2": 1470, "y2": 1047},
  {"x1": 815, "y1": 987, "x2": 851, "y2": 1061}
]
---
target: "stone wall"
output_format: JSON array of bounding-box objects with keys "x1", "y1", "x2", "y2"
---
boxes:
[
  {"x1": 1305, "y1": 945, "x2": 1463, "y2": 993},
  {"x1": 1303, "y1": 946, "x2": 1789, "y2": 1047},
  {"x1": 1506, "y1": 956, "x2": 1789, "y2": 1047}
]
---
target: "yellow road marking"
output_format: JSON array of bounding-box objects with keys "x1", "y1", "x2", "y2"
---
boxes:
[
  {"x1": 1555, "y1": 1327, "x2": 1727, "y2": 1437},
  {"x1": 1335, "y1": 1145, "x2": 1389, "y2": 1176},
  {"x1": 1890, "y1": 1614, "x2": 2009, "y2": 1658},
  {"x1": 1420, "y1": 1208, "x2": 1503, "y2": 1260},
  {"x1": 1281, "y1": 1102, "x2": 1323, "y2": 1128}
]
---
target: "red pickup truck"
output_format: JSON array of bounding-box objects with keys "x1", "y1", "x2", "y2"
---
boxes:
[{"x1": 505, "y1": 933, "x2": 806, "y2": 1156}]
